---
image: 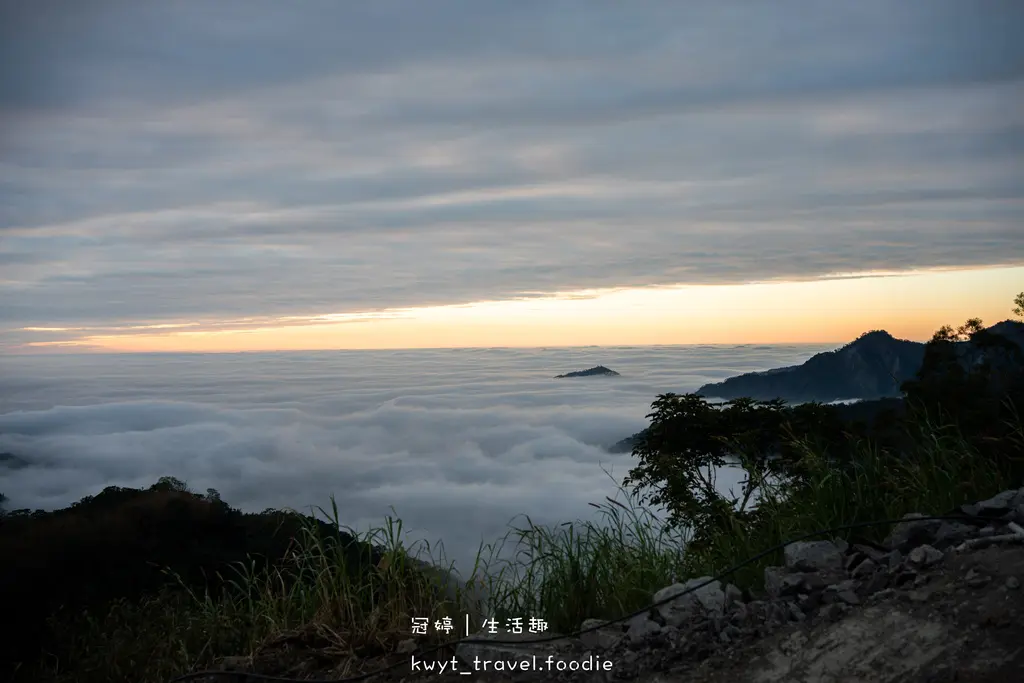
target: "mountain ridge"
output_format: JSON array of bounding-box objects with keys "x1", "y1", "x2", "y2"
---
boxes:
[
  {"x1": 696, "y1": 320, "x2": 1024, "y2": 403},
  {"x1": 607, "y1": 320, "x2": 1024, "y2": 454}
]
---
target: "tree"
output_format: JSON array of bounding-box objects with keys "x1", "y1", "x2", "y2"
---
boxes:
[
  {"x1": 623, "y1": 393, "x2": 849, "y2": 550},
  {"x1": 900, "y1": 301, "x2": 1024, "y2": 476},
  {"x1": 149, "y1": 476, "x2": 189, "y2": 493},
  {"x1": 1014, "y1": 291, "x2": 1024, "y2": 318}
]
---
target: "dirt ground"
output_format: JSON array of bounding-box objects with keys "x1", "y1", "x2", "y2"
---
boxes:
[{"x1": 663, "y1": 544, "x2": 1024, "y2": 683}]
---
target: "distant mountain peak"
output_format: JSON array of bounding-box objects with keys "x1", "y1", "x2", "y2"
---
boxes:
[
  {"x1": 857, "y1": 329, "x2": 895, "y2": 341},
  {"x1": 554, "y1": 365, "x2": 620, "y2": 379},
  {"x1": 696, "y1": 321, "x2": 1024, "y2": 403}
]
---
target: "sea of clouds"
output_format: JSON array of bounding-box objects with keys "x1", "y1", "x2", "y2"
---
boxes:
[{"x1": 0, "y1": 344, "x2": 831, "y2": 575}]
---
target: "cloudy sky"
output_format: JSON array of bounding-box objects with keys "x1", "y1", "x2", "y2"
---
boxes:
[{"x1": 2, "y1": 0, "x2": 1023, "y2": 352}]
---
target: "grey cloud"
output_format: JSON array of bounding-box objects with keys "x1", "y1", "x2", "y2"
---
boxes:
[
  {"x1": 1, "y1": 1, "x2": 1023, "y2": 334},
  {"x1": 0, "y1": 346, "x2": 804, "y2": 571}
]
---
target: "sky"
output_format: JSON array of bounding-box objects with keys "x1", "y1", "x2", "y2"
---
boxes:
[{"x1": 1, "y1": 0, "x2": 1023, "y2": 353}]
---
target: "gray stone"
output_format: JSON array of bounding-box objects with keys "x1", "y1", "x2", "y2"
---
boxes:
[
  {"x1": 764, "y1": 566, "x2": 788, "y2": 598},
  {"x1": 797, "y1": 592, "x2": 821, "y2": 611},
  {"x1": 836, "y1": 590, "x2": 861, "y2": 605},
  {"x1": 653, "y1": 577, "x2": 727, "y2": 627},
  {"x1": 626, "y1": 614, "x2": 662, "y2": 645},
  {"x1": 1013, "y1": 504, "x2": 1024, "y2": 525},
  {"x1": 863, "y1": 571, "x2": 890, "y2": 595},
  {"x1": 1005, "y1": 576, "x2": 1021, "y2": 590},
  {"x1": 800, "y1": 572, "x2": 831, "y2": 592},
  {"x1": 933, "y1": 522, "x2": 973, "y2": 550},
  {"x1": 886, "y1": 549, "x2": 904, "y2": 571},
  {"x1": 965, "y1": 568, "x2": 991, "y2": 588},
  {"x1": 819, "y1": 603, "x2": 846, "y2": 621},
  {"x1": 579, "y1": 619, "x2": 622, "y2": 650},
  {"x1": 851, "y1": 557, "x2": 878, "y2": 578},
  {"x1": 885, "y1": 513, "x2": 943, "y2": 552},
  {"x1": 396, "y1": 638, "x2": 417, "y2": 654},
  {"x1": 908, "y1": 544, "x2": 944, "y2": 567},
  {"x1": 729, "y1": 603, "x2": 749, "y2": 623},
  {"x1": 788, "y1": 603, "x2": 806, "y2": 622},
  {"x1": 724, "y1": 582, "x2": 744, "y2": 607},
  {"x1": 828, "y1": 579, "x2": 858, "y2": 593},
  {"x1": 852, "y1": 543, "x2": 889, "y2": 563},
  {"x1": 975, "y1": 489, "x2": 1024, "y2": 516},
  {"x1": 780, "y1": 573, "x2": 806, "y2": 596},
  {"x1": 784, "y1": 540, "x2": 844, "y2": 572}
]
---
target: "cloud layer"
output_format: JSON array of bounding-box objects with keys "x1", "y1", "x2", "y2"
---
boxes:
[
  {"x1": 1, "y1": 0, "x2": 1023, "y2": 338},
  {"x1": 0, "y1": 344, "x2": 825, "y2": 573}
]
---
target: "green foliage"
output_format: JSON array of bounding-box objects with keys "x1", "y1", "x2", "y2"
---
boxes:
[
  {"x1": 0, "y1": 480, "x2": 394, "y2": 682},
  {"x1": 900, "y1": 310, "x2": 1024, "y2": 480},
  {"x1": 622, "y1": 394, "x2": 851, "y2": 551},
  {"x1": 1014, "y1": 291, "x2": 1023, "y2": 318}
]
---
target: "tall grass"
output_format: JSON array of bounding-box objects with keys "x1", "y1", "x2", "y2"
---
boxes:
[{"x1": 30, "y1": 411, "x2": 1022, "y2": 683}]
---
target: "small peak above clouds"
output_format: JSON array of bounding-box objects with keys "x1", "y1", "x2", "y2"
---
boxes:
[{"x1": 554, "y1": 365, "x2": 621, "y2": 378}]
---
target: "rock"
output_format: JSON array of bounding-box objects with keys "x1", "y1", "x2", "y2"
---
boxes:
[
  {"x1": 764, "y1": 566, "x2": 788, "y2": 598},
  {"x1": 1006, "y1": 576, "x2": 1021, "y2": 590},
  {"x1": 836, "y1": 590, "x2": 861, "y2": 605},
  {"x1": 780, "y1": 574, "x2": 807, "y2": 596},
  {"x1": 851, "y1": 557, "x2": 878, "y2": 578},
  {"x1": 933, "y1": 522, "x2": 974, "y2": 549},
  {"x1": 1011, "y1": 504, "x2": 1024, "y2": 525},
  {"x1": 788, "y1": 603, "x2": 806, "y2": 622},
  {"x1": 885, "y1": 513, "x2": 943, "y2": 552},
  {"x1": 784, "y1": 540, "x2": 844, "y2": 572},
  {"x1": 579, "y1": 619, "x2": 622, "y2": 650},
  {"x1": 396, "y1": 638, "x2": 417, "y2": 654},
  {"x1": 797, "y1": 592, "x2": 821, "y2": 612},
  {"x1": 965, "y1": 569, "x2": 991, "y2": 588},
  {"x1": 886, "y1": 549, "x2": 904, "y2": 571},
  {"x1": 819, "y1": 603, "x2": 847, "y2": 622},
  {"x1": 829, "y1": 579, "x2": 858, "y2": 594},
  {"x1": 975, "y1": 489, "x2": 1024, "y2": 517},
  {"x1": 852, "y1": 543, "x2": 889, "y2": 563},
  {"x1": 724, "y1": 583, "x2": 744, "y2": 607},
  {"x1": 863, "y1": 571, "x2": 890, "y2": 594},
  {"x1": 654, "y1": 578, "x2": 727, "y2": 627},
  {"x1": 908, "y1": 544, "x2": 944, "y2": 568},
  {"x1": 626, "y1": 615, "x2": 661, "y2": 645}
]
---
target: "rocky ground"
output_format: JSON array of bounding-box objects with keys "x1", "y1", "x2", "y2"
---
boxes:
[{"x1": 203, "y1": 487, "x2": 1024, "y2": 683}]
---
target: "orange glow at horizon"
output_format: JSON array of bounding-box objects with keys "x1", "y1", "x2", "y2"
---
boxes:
[{"x1": 15, "y1": 265, "x2": 1024, "y2": 353}]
